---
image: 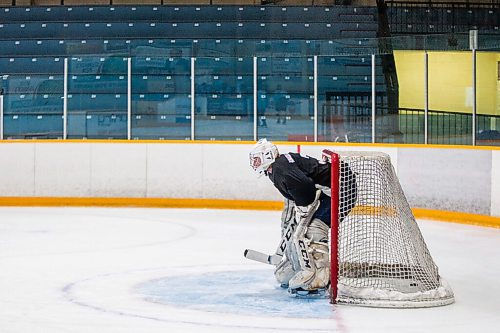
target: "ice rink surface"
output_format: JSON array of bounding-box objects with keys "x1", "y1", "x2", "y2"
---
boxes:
[{"x1": 0, "y1": 207, "x2": 499, "y2": 333}]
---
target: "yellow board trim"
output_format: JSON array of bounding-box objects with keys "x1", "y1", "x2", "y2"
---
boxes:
[
  {"x1": 0, "y1": 197, "x2": 283, "y2": 211},
  {"x1": 0, "y1": 139, "x2": 498, "y2": 150},
  {"x1": 0, "y1": 197, "x2": 498, "y2": 229},
  {"x1": 412, "y1": 208, "x2": 500, "y2": 229}
]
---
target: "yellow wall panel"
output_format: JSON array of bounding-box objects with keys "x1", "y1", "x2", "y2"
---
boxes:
[
  {"x1": 428, "y1": 51, "x2": 472, "y2": 113},
  {"x1": 477, "y1": 52, "x2": 500, "y2": 116},
  {"x1": 394, "y1": 51, "x2": 500, "y2": 116},
  {"x1": 393, "y1": 51, "x2": 425, "y2": 110}
]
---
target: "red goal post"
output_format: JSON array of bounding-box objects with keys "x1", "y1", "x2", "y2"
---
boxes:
[{"x1": 321, "y1": 149, "x2": 340, "y2": 304}]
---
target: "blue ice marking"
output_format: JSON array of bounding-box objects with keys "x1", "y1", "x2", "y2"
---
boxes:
[{"x1": 135, "y1": 269, "x2": 334, "y2": 318}]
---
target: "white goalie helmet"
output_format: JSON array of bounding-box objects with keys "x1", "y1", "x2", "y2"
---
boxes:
[{"x1": 249, "y1": 138, "x2": 279, "y2": 176}]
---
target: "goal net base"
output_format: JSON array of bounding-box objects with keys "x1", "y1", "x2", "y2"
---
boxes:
[{"x1": 337, "y1": 277, "x2": 455, "y2": 308}]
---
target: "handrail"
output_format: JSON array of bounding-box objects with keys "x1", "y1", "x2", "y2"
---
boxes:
[{"x1": 386, "y1": 1, "x2": 499, "y2": 9}]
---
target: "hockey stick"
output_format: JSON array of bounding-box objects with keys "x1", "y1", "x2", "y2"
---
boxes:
[
  {"x1": 243, "y1": 249, "x2": 282, "y2": 265},
  {"x1": 243, "y1": 218, "x2": 297, "y2": 266}
]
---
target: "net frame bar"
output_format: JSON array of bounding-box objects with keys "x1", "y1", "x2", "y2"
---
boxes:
[{"x1": 322, "y1": 149, "x2": 339, "y2": 304}]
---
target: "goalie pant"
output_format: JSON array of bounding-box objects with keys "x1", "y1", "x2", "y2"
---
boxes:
[
  {"x1": 269, "y1": 152, "x2": 357, "y2": 226},
  {"x1": 268, "y1": 152, "x2": 332, "y2": 226}
]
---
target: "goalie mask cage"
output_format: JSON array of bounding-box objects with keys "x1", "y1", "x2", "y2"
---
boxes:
[{"x1": 322, "y1": 150, "x2": 455, "y2": 308}]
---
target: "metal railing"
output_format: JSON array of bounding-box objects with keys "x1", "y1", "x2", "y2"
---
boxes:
[
  {"x1": 319, "y1": 103, "x2": 500, "y2": 145},
  {"x1": 386, "y1": 0, "x2": 499, "y2": 34}
]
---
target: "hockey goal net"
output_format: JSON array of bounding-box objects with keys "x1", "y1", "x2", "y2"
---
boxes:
[{"x1": 322, "y1": 150, "x2": 454, "y2": 308}]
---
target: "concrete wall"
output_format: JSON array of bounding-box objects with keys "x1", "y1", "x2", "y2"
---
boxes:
[{"x1": 0, "y1": 141, "x2": 498, "y2": 217}]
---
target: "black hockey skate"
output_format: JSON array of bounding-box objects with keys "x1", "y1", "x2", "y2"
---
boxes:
[{"x1": 288, "y1": 286, "x2": 329, "y2": 298}]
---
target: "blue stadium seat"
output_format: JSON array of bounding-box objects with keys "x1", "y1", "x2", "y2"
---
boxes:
[
  {"x1": 0, "y1": 56, "x2": 64, "y2": 74},
  {"x1": 0, "y1": 21, "x2": 378, "y2": 40},
  {"x1": 0, "y1": 5, "x2": 376, "y2": 24},
  {"x1": 0, "y1": 39, "x2": 68, "y2": 56},
  {"x1": 132, "y1": 75, "x2": 190, "y2": 94},
  {"x1": 67, "y1": 93, "x2": 127, "y2": 111}
]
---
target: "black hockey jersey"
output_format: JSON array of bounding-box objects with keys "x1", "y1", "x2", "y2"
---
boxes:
[{"x1": 267, "y1": 153, "x2": 330, "y2": 207}]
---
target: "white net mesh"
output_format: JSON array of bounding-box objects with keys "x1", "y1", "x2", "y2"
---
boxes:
[{"x1": 333, "y1": 151, "x2": 454, "y2": 308}]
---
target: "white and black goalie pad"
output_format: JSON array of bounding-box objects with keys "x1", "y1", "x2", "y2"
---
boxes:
[{"x1": 281, "y1": 198, "x2": 295, "y2": 235}]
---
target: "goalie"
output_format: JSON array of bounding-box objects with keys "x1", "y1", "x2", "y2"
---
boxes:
[{"x1": 248, "y1": 139, "x2": 356, "y2": 296}]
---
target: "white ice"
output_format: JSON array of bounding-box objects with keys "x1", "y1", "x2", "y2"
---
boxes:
[{"x1": 0, "y1": 207, "x2": 499, "y2": 333}]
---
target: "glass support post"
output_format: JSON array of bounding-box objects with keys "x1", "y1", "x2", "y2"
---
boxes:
[
  {"x1": 472, "y1": 49, "x2": 477, "y2": 146},
  {"x1": 191, "y1": 57, "x2": 195, "y2": 141},
  {"x1": 470, "y1": 29, "x2": 478, "y2": 146},
  {"x1": 127, "y1": 57, "x2": 132, "y2": 140},
  {"x1": 63, "y1": 58, "x2": 68, "y2": 140},
  {"x1": 424, "y1": 51, "x2": 429, "y2": 144},
  {"x1": 314, "y1": 55, "x2": 318, "y2": 142},
  {"x1": 0, "y1": 94, "x2": 3, "y2": 140},
  {"x1": 253, "y1": 56, "x2": 258, "y2": 141},
  {"x1": 371, "y1": 54, "x2": 376, "y2": 143}
]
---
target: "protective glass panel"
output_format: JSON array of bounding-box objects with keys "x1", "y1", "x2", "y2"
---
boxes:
[
  {"x1": 131, "y1": 56, "x2": 191, "y2": 140},
  {"x1": 389, "y1": 51, "x2": 426, "y2": 144},
  {"x1": 1, "y1": 58, "x2": 64, "y2": 139},
  {"x1": 476, "y1": 50, "x2": 500, "y2": 146},
  {"x1": 373, "y1": 53, "x2": 404, "y2": 143},
  {"x1": 66, "y1": 56, "x2": 128, "y2": 139},
  {"x1": 317, "y1": 55, "x2": 373, "y2": 143},
  {"x1": 194, "y1": 57, "x2": 254, "y2": 141},
  {"x1": 428, "y1": 51, "x2": 472, "y2": 145},
  {"x1": 257, "y1": 56, "x2": 314, "y2": 142}
]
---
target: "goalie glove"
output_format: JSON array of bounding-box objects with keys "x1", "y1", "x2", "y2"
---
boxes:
[{"x1": 315, "y1": 184, "x2": 331, "y2": 197}]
